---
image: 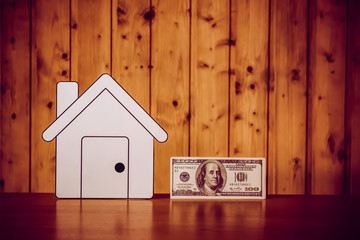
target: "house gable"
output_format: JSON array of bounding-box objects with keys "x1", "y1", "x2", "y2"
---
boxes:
[
  {"x1": 42, "y1": 74, "x2": 167, "y2": 143},
  {"x1": 58, "y1": 89, "x2": 153, "y2": 139}
]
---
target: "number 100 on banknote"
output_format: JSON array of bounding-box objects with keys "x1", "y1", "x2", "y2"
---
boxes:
[{"x1": 170, "y1": 157, "x2": 266, "y2": 199}]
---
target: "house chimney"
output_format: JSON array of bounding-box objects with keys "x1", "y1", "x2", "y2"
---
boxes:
[{"x1": 56, "y1": 82, "x2": 78, "y2": 117}]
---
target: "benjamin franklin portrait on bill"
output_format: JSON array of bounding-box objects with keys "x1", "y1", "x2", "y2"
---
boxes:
[{"x1": 195, "y1": 160, "x2": 227, "y2": 196}]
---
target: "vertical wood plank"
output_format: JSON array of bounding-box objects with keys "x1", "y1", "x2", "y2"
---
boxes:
[
  {"x1": 347, "y1": 0, "x2": 360, "y2": 195},
  {"x1": 268, "y1": 0, "x2": 307, "y2": 194},
  {"x1": 151, "y1": 0, "x2": 190, "y2": 193},
  {"x1": 308, "y1": 0, "x2": 347, "y2": 195},
  {"x1": 0, "y1": 0, "x2": 30, "y2": 192},
  {"x1": 112, "y1": 0, "x2": 150, "y2": 111},
  {"x1": 71, "y1": 0, "x2": 111, "y2": 93},
  {"x1": 31, "y1": 0, "x2": 70, "y2": 192},
  {"x1": 190, "y1": 0, "x2": 229, "y2": 157},
  {"x1": 229, "y1": 1, "x2": 268, "y2": 156}
]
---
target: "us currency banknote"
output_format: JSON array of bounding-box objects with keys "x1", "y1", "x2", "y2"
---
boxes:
[{"x1": 170, "y1": 157, "x2": 266, "y2": 199}]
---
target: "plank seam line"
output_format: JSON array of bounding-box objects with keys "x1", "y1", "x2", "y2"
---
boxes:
[
  {"x1": 266, "y1": 0, "x2": 272, "y2": 196},
  {"x1": 29, "y1": 0, "x2": 33, "y2": 193},
  {"x1": 149, "y1": 0, "x2": 152, "y2": 117},
  {"x1": 227, "y1": 0, "x2": 231, "y2": 157},
  {"x1": 344, "y1": 0, "x2": 350, "y2": 196},
  {"x1": 110, "y1": 0, "x2": 113, "y2": 75},
  {"x1": 188, "y1": 0, "x2": 191, "y2": 157},
  {"x1": 305, "y1": 0, "x2": 311, "y2": 196}
]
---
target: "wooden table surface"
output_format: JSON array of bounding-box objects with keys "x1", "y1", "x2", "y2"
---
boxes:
[{"x1": 0, "y1": 194, "x2": 359, "y2": 240}]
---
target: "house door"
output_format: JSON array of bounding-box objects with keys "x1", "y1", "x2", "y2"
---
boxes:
[{"x1": 81, "y1": 137, "x2": 129, "y2": 198}]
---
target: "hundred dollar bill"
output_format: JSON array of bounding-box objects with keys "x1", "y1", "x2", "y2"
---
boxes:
[{"x1": 170, "y1": 157, "x2": 266, "y2": 199}]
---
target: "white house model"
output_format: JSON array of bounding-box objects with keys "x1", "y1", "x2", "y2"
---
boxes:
[{"x1": 42, "y1": 74, "x2": 168, "y2": 199}]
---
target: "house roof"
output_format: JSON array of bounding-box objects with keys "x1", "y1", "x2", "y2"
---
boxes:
[{"x1": 42, "y1": 74, "x2": 168, "y2": 143}]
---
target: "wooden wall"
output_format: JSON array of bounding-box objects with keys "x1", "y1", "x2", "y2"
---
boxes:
[{"x1": 1, "y1": 0, "x2": 359, "y2": 195}]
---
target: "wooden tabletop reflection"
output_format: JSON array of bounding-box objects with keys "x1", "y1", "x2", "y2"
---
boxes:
[{"x1": 0, "y1": 194, "x2": 359, "y2": 240}]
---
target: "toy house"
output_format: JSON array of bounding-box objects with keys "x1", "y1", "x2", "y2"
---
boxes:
[{"x1": 42, "y1": 74, "x2": 168, "y2": 198}]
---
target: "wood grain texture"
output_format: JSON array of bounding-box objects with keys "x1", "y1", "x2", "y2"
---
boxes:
[
  {"x1": 268, "y1": 0, "x2": 307, "y2": 194},
  {"x1": 190, "y1": 0, "x2": 229, "y2": 157},
  {"x1": 151, "y1": 0, "x2": 190, "y2": 193},
  {"x1": 229, "y1": 0, "x2": 268, "y2": 157},
  {"x1": 308, "y1": 0, "x2": 347, "y2": 195},
  {"x1": 31, "y1": 0, "x2": 70, "y2": 192},
  {"x1": 0, "y1": 0, "x2": 30, "y2": 192},
  {"x1": 112, "y1": 0, "x2": 150, "y2": 111},
  {"x1": 347, "y1": 0, "x2": 360, "y2": 195},
  {"x1": 1, "y1": 0, "x2": 359, "y2": 196},
  {"x1": 71, "y1": 0, "x2": 111, "y2": 93},
  {"x1": 2, "y1": 194, "x2": 360, "y2": 240}
]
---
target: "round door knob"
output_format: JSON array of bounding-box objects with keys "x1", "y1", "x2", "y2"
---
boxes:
[{"x1": 114, "y1": 162, "x2": 125, "y2": 173}]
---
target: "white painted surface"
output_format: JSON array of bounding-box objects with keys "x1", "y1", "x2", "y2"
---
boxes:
[
  {"x1": 81, "y1": 137, "x2": 129, "y2": 198},
  {"x1": 56, "y1": 82, "x2": 78, "y2": 117}
]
